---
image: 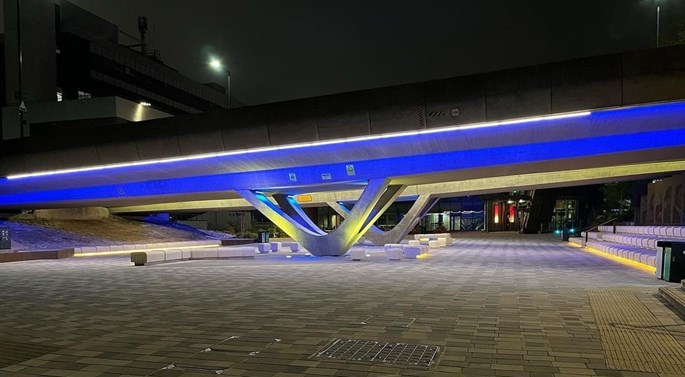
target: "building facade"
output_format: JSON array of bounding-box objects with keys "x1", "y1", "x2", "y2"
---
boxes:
[{"x1": 1, "y1": 0, "x2": 230, "y2": 139}]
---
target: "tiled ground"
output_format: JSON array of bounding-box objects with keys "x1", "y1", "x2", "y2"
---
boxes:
[{"x1": 1, "y1": 232, "x2": 684, "y2": 377}]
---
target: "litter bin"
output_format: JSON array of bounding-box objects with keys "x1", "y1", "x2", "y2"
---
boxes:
[
  {"x1": 0, "y1": 227, "x2": 10, "y2": 249},
  {"x1": 257, "y1": 230, "x2": 269, "y2": 244},
  {"x1": 656, "y1": 241, "x2": 685, "y2": 282},
  {"x1": 561, "y1": 229, "x2": 570, "y2": 241}
]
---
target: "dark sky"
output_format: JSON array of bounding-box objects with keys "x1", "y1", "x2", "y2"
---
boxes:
[{"x1": 2, "y1": 1, "x2": 663, "y2": 105}]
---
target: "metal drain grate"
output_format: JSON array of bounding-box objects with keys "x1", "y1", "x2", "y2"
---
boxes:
[{"x1": 313, "y1": 338, "x2": 439, "y2": 368}]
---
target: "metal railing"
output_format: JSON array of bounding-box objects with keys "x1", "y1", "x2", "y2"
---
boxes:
[{"x1": 582, "y1": 218, "x2": 618, "y2": 243}]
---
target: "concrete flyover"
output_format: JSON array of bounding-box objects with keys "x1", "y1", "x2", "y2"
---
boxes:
[{"x1": 2, "y1": 45, "x2": 685, "y2": 255}]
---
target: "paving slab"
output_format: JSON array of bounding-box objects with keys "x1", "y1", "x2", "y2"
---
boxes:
[{"x1": 1, "y1": 232, "x2": 684, "y2": 376}]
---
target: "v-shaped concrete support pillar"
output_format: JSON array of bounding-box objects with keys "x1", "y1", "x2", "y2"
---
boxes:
[
  {"x1": 236, "y1": 179, "x2": 405, "y2": 256},
  {"x1": 328, "y1": 195, "x2": 439, "y2": 246}
]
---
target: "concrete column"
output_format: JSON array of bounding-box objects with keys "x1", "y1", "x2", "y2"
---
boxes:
[
  {"x1": 237, "y1": 179, "x2": 405, "y2": 256},
  {"x1": 328, "y1": 195, "x2": 439, "y2": 245}
]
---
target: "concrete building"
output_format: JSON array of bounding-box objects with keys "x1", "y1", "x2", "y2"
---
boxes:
[{"x1": 1, "y1": 0, "x2": 231, "y2": 139}]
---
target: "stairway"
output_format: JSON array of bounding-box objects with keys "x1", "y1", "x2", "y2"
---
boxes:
[{"x1": 659, "y1": 280, "x2": 685, "y2": 318}]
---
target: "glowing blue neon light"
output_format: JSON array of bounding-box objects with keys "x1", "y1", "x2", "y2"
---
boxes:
[
  {"x1": 2, "y1": 127, "x2": 685, "y2": 206},
  {"x1": 2, "y1": 100, "x2": 685, "y2": 206}
]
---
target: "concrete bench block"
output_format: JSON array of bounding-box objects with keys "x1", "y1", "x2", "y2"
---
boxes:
[
  {"x1": 428, "y1": 240, "x2": 440, "y2": 248},
  {"x1": 384, "y1": 243, "x2": 403, "y2": 251},
  {"x1": 386, "y1": 248, "x2": 403, "y2": 261},
  {"x1": 350, "y1": 247, "x2": 366, "y2": 261},
  {"x1": 437, "y1": 238, "x2": 447, "y2": 247},
  {"x1": 270, "y1": 242, "x2": 282, "y2": 252},
  {"x1": 131, "y1": 251, "x2": 165, "y2": 266},
  {"x1": 191, "y1": 248, "x2": 219, "y2": 259},
  {"x1": 109, "y1": 245, "x2": 124, "y2": 252},
  {"x1": 80, "y1": 246, "x2": 97, "y2": 253},
  {"x1": 407, "y1": 240, "x2": 420, "y2": 247},
  {"x1": 121, "y1": 245, "x2": 137, "y2": 251},
  {"x1": 217, "y1": 247, "x2": 255, "y2": 258},
  {"x1": 177, "y1": 248, "x2": 193, "y2": 259},
  {"x1": 164, "y1": 249, "x2": 184, "y2": 261},
  {"x1": 257, "y1": 243, "x2": 271, "y2": 253},
  {"x1": 283, "y1": 242, "x2": 300, "y2": 252},
  {"x1": 402, "y1": 246, "x2": 421, "y2": 259},
  {"x1": 95, "y1": 245, "x2": 111, "y2": 252},
  {"x1": 73, "y1": 247, "x2": 83, "y2": 253},
  {"x1": 647, "y1": 255, "x2": 657, "y2": 267}
]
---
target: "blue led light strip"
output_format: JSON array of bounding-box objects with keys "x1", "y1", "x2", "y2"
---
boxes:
[{"x1": 5, "y1": 111, "x2": 591, "y2": 180}]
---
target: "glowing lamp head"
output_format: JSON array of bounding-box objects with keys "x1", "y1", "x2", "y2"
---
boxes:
[{"x1": 209, "y1": 59, "x2": 223, "y2": 71}]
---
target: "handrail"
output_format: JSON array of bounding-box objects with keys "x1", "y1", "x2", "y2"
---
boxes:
[{"x1": 583, "y1": 217, "x2": 618, "y2": 242}]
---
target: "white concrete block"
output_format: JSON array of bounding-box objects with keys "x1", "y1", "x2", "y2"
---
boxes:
[
  {"x1": 407, "y1": 240, "x2": 420, "y2": 247},
  {"x1": 95, "y1": 245, "x2": 111, "y2": 252},
  {"x1": 131, "y1": 250, "x2": 165, "y2": 266},
  {"x1": 109, "y1": 245, "x2": 124, "y2": 252},
  {"x1": 428, "y1": 240, "x2": 440, "y2": 248},
  {"x1": 350, "y1": 247, "x2": 366, "y2": 261},
  {"x1": 217, "y1": 247, "x2": 255, "y2": 258},
  {"x1": 402, "y1": 246, "x2": 421, "y2": 259},
  {"x1": 164, "y1": 249, "x2": 184, "y2": 261},
  {"x1": 257, "y1": 243, "x2": 271, "y2": 253},
  {"x1": 191, "y1": 248, "x2": 219, "y2": 259},
  {"x1": 437, "y1": 238, "x2": 447, "y2": 247},
  {"x1": 270, "y1": 242, "x2": 282, "y2": 252},
  {"x1": 386, "y1": 248, "x2": 403, "y2": 261}
]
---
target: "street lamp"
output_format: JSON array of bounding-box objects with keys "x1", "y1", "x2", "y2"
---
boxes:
[
  {"x1": 656, "y1": 0, "x2": 661, "y2": 47},
  {"x1": 209, "y1": 58, "x2": 231, "y2": 108}
]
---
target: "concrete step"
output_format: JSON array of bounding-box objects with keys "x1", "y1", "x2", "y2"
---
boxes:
[
  {"x1": 682, "y1": 280, "x2": 685, "y2": 290},
  {"x1": 659, "y1": 286, "x2": 685, "y2": 318}
]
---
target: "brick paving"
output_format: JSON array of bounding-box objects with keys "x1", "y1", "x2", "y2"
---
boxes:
[{"x1": 1, "y1": 232, "x2": 684, "y2": 377}]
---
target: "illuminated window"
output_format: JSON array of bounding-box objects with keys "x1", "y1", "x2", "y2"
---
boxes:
[
  {"x1": 494, "y1": 203, "x2": 500, "y2": 224},
  {"x1": 509, "y1": 205, "x2": 515, "y2": 223}
]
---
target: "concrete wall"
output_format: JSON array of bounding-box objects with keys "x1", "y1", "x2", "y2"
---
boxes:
[
  {"x1": 639, "y1": 174, "x2": 685, "y2": 225},
  {"x1": 33, "y1": 207, "x2": 111, "y2": 220},
  {"x1": 2, "y1": 45, "x2": 685, "y2": 176}
]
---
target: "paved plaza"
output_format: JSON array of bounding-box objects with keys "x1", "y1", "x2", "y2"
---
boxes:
[{"x1": 1, "y1": 232, "x2": 684, "y2": 377}]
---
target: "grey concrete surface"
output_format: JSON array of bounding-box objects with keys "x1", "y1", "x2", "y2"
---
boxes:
[{"x1": 1, "y1": 232, "x2": 684, "y2": 377}]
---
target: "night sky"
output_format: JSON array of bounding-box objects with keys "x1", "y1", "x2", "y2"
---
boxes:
[{"x1": 0, "y1": 1, "x2": 667, "y2": 105}]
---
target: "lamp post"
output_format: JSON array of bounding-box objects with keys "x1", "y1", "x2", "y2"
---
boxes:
[
  {"x1": 656, "y1": 0, "x2": 661, "y2": 47},
  {"x1": 209, "y1": 58, "x2": 231, "y2": 108}
]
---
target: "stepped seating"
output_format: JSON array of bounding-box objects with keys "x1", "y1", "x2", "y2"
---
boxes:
[
  {"x1": 570, "y1": 225, "x2": 685, "y2": 268},
  {"x1": 658, "y1": 282, "x2": 685, "y2": 318}
]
